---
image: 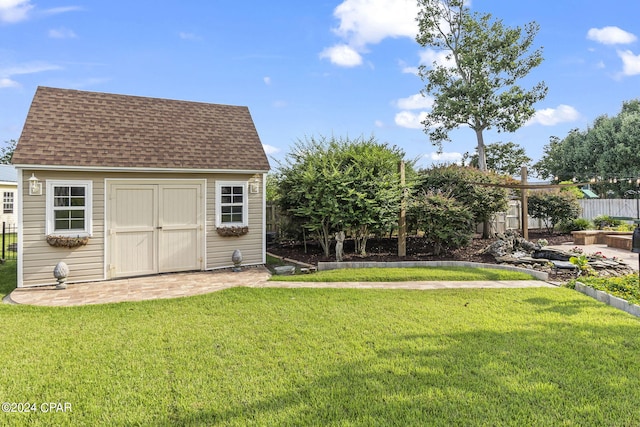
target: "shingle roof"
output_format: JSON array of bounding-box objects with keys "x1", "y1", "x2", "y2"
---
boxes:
[
  {"x1": 0, "y1": 165, "x2": 17, "y2": 183},
  {"x1": 13, "y1": 87, "x2": 270, "y2": 171}
]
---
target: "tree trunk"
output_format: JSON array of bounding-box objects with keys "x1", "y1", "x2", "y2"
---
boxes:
[
  {"x1": 475, "y1": 129, "x2": 487, "y2": 172},
  {"x1": 316, "y1": 223, "x2": 332, "y2": 257},
  {"x1": 475, "y1": 129, "x2": 491, "y2": 238}
]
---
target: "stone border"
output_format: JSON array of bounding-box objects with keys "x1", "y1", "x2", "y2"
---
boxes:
[
  {"x1": 266, "y1": 252, "x2": 316, "y2": 270},
  {"x1": 318, "y1": 261, "x2": 548, "y2": 281},
  {"x1": 574, "y1": 282, "x2": 640, "y2": 317}
]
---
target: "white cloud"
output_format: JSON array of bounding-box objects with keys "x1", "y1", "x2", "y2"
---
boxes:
[
  {"x1": 419, "y1": 49, "x2": 454, "y2": 69},
  {"x1": 0, "y1": 0, "x2": 33, "y2": 23},
  {"x1": 0, "y1": 77, "x2": 19, "y2": 88},
  {"x1": 526, "y1": 104, "x2": 580, "y2": 126},
  {"x1": 179, "y1": 32, "x2": 202, "y2": 41},
  {"x1": 424, "y1": 151, "x2": 463, "y2": 163},
  {"x1": 587, "y1": 26, "x2": 637, "y2": 45},
  {"x1": 319, "y1": 44, "x2": 363, "y2": 67},
  {"x1": 262, "y1": 144, "x2": 280, "y2": 155},
  {"x1": 332, "y1": 0, "x2": 419, "y2": 48},
  {"x1": 41, "y1": 6, "x2": 83, "y2": 16},
  {"x1": 394, "y1": 110, "x2": 428, "y2": 129},
  {"x1": 321, "y1": 0, "x2": 418, "y2": 67},
  {"x1": 0, "y1": 61, "x2": 62, "y2": 88},
  {"x1": 374, "y1": 120, "x2": 384, "y2": 127},
  {"x1": 49, "y1": 27, "x2": 76, "y2": 39},
  {"x1": 401, "y1": 65, "x2": 419, "y2": 74},
  {"x1": 395, "y1": 93, "x2": 433, "y2": 110},
  {"x1": 0, "y1": 2, "x2": 81, "y2": 23},
  {"x1": 618, "y1": 49, "x2": 640, "y2": 76},
  {"x1": 263, "y1": 76, "x2": 271, "y2": 85},
  {"x1": 0, "y1": 61, "x2": 61, "y2": 76}
]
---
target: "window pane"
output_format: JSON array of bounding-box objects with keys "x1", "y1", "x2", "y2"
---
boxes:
[
  {"x1": 71, "y1": 210, "x2": 85, "y2": 219},
  {"x1": 231, "y1": 206, "x2": 242, "y2": 214},
  {"x1": 232, "y1": 195, "x2": 243, "y2": 203},
  {"x1": 221, "y1": 187, "x2": 231, "y2": 195},
  {"x1": 221, "y1": 195, "x2": 232, "y2": 204},
  {"x1": 55, "y1": 210, "x2": 71, "y2": 220},
  {"x1": 54, "y1": 187, "x2": 69, "y2": 197},
  {"x1": 221, "y1": 206, "x2": 231, "y2": 214},
  {"x1": 232, "y1": 187, "x2": 243, "y2": 195},
  {"x1": 71, "y1": 187, "x2": 85, "y2": 196},
  {"x1": 55, "y1": 219, "x2": 70, "y2": 230},
  {"x1": 54, "y1": 197, "x2": 69, "y2": 207},
  {"x1": 70, "y1": 220, "x2": 85, "y2": 229},
  {"x1": 231, "y1": 214, "x2": 242, "y2": 222},
  {"x1": 221, "y1": 214, "x2": 232, "y2": 223},
  {"x1": 70, "y1": 197, "x2": 85, "y2": 207}
]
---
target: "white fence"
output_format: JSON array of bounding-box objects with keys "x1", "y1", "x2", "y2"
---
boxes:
[
  {"x1": 578, "y1": 199, "x2": 640, "y2": 220},
  {"x1": 488, "y1": 199, "x2": 640, "y2": 234}
]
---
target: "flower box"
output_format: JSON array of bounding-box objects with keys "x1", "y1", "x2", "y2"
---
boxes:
[
  {"x1": 46, "y1": 235, "x2": 90, "y2": 248},
  {"x1": 216, "y1": 226, "x2": 249, "y2": 237}
]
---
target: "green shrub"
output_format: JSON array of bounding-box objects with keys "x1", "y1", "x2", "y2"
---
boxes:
[
  {"x1": 571, "y1": 274, "x2": 640, "y2": 305},
  {"x1": 616, "y1": 223, "x2": 636, "y2": 231},
  {"x1": 408, "y1": 191, "x2": 474, "y2": 255},
  {"x1": 592, "y1": 215, "x2": 622, "y2": 230},
  {"x1": 558, "y1": 217, "x2": 592, "y2": 233},
  {"x1": 528, "y1": 190, "x2": 581, "y2": 233}
]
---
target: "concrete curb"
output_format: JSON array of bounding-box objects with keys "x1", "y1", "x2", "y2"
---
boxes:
[
  {"x1": 574, "y1": 282, "x2": 640, "y2": 317},
  {"x1": 317, "y1": 260, "x2": 549, "y2": 281}
]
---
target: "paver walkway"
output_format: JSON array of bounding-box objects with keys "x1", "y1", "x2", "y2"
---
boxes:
[{"x1": 4, "y1": 266, "x2": 555, "y2": 307}]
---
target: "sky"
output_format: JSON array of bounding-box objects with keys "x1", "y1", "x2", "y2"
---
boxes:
[{"x1": 1, "y1": 0, "x2": 640, "y2": 173}]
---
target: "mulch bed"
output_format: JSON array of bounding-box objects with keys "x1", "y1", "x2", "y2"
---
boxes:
[{"x1": 268, "y1": 230, "x2": 573, "y2": 266}]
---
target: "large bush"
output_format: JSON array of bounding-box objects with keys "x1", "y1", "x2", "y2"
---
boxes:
[
  {"x1": 409, "y1": 191, "x2": 474, "y2": 255},
  {"x1": 527, "y1": 191, "x2": 581, "y2": 233},
  {"x1": 276, "y1": 135, "x2": 408, "y2": 257},
  {"x1": 414, "y1": 165, "x2": 509, "y2": 238}
]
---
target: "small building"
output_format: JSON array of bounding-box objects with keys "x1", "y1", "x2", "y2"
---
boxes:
[
  {"x1": 0, "y1": 164, "x2": 18, "y2": 227},
  {"x1": 13, "y1": 87, "x2": 270, "y2": 287}
]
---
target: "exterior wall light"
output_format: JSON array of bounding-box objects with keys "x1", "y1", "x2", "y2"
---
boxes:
[
  {"x1": 250, "y1": 176, "x2": 260, "y2": 194},
  {"x1": 29, "y1": 173, "x2": 42, "y2": 196}
]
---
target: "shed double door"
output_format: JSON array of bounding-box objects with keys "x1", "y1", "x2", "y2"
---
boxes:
[{"x1": 108, "y1": 182, "x2": 203, "y2": 278}]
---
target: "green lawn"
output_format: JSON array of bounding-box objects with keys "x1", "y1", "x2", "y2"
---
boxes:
[
  {"x1": 2, "y1": 270, "x2": 640, "y2": 425},
  {"x1": 270, "y1": 266, "x2": 536, "y2": 282}
]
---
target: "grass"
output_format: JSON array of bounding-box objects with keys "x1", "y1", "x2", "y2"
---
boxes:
[
  {"x1": 570, "y1": 273, "x2": 640, "y2": 305},
  {"x1": 2, "y1": 277, "x2": 640, "y2": 425},
  {"x1": 270, "y1": 266, "x2": 536, "y2": 282},
  {"x1": 0, "y1": 259, "x2": 16, "y2": 297}
]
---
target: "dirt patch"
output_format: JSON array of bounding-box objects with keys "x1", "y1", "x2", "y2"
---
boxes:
[{"x1": 268, "y1": 230, "x2": 573, "y2": 266}]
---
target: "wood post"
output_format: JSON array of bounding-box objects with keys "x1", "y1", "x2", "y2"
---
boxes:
[
  {"x1": 398, "y1": 161, "x2": 407, "y2": 257},
  {"x1": 521, "y1": 166, "x2": 528, "y2": 240}
]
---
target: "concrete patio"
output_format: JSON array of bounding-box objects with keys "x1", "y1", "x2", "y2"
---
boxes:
[{"x1": 5, "y1": 265, "x2": 555, "y2": 307}]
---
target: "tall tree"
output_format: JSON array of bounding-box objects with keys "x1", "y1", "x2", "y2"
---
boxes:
[
  {"x1": 0, "y1": 139, "x2": 17, "y2": 164},
  {"x1": 462, "y1": 141, "x2": 531, "y2": 176},
  {"x1": 534, "y1": 99, "x2": 640, "y2": 196},
  {"x1": 416, "y1": 0, "x2": 547, "y2": 171}
]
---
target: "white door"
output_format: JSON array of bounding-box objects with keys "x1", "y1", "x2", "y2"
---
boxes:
[{"x1": 108, "y1": 182, "x2": 203, "y2": 278}]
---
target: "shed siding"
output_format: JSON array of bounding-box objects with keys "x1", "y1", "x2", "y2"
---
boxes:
[
  {"x1": 205, "y1": 173, "x2": 265, "y2": 269},
  {"x1": 21, "y1": 170, "x2": 105, "y2": 286},
  {"x1": 19, "y1": 170, "x2": 265, "y2": 287}
]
